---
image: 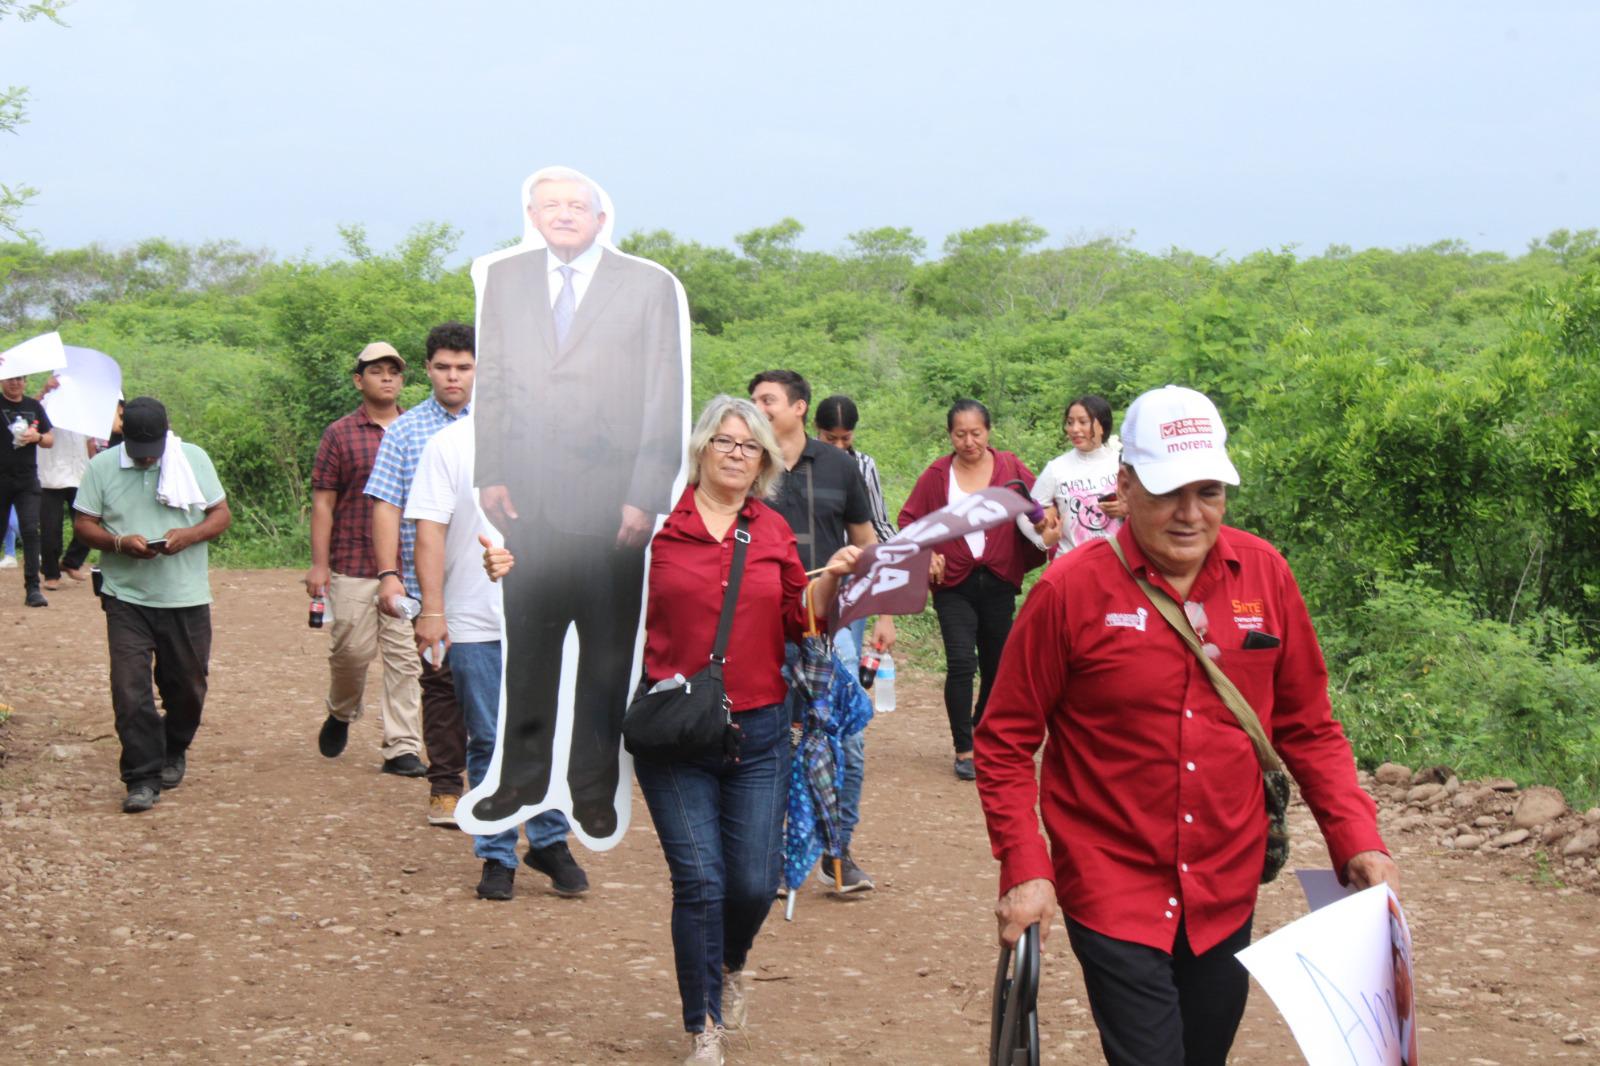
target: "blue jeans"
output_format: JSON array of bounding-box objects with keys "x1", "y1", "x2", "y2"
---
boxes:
[
  {"x1": 447, "y1": 641, "x2": 568, "y2": 868},
  {"x1": 827, "y1": 624, "x2": 870, "y2": 854},
  {"x1": 635, "y1": 702, "x2": 791, "y2": 1032}
]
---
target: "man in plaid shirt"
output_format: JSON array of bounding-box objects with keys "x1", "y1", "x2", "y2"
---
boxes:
[
  {"x1": 307, "y1": 342, "x2": 425, "y2": 777},
  {"x1": 365, "y1": 323, "x2": 475, "y2": 827}
]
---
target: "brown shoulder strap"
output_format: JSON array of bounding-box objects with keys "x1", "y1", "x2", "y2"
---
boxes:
[{"x1": 1107, "y1": 537, "x2": 1283, "y2": 773}]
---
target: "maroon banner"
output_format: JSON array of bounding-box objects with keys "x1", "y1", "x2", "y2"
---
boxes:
[{"x1": 835, "y1": 486, "x2": 1031, "y2": 630}]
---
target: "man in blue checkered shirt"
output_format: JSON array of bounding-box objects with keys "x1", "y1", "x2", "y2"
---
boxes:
[{"x1": 365, "y1": 322, "x2": 474, "y2": 827}]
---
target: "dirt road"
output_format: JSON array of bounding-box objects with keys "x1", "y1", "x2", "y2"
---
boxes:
[{"x1": 2, "y1": 569, "x2": 1597, "y2": 1063}]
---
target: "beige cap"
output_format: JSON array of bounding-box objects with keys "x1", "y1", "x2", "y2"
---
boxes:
[{"x1": 354, "y1": 341, "x2": 407, "y2": 372}]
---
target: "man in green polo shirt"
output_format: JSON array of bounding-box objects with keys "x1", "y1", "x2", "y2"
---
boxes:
[{"x1": 73, "y1": 397, "x2": 232, "y2": 813}]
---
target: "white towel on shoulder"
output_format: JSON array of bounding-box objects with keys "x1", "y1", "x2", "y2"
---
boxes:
[
  {"x1": 120, "y1": 431, "x2": 207, "y2": 510},
  {"x1": 156, "y1": 433, "x2": 206, "y2": 510}
]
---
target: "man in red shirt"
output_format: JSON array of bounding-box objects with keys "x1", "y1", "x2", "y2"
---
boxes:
[
  {"x1": 305, "y1": 342, "x2": 425, "y2": 776},
  {"x1": 975, "y1": 385, "x2": 1399, "y2": 1066}
]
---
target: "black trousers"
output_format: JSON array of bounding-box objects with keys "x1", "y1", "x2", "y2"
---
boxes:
[
  {"x1": 419, "y1": 650, "x2": 466, "y2": 797},
  {"x1": 0, "y1": 469, "x2": 42, "y2": 592},
  {"x1": 486, "y1": 514, "x2": 645, "y2": 836},
  {"x1": 102, "y1": 595, "x2": 212, "y2": 791},
  {"x1": 39, "y1": 486, "x2": 90, "y2": 579},
  {"x1": 931, "y1": 567, "x2": 1018, "y2": 753},
  {"x1": 1067, "y1": 914, "x2": 1254, "y2": 1066}
]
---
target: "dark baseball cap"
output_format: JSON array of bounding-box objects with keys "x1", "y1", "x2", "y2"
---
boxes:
[{"x1": 122, "y1": 396, "x2": 169, "y2": 460}]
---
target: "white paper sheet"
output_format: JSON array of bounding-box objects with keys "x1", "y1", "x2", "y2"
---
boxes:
[{"x1": 1238, "y1": 885, "x2": 1418, "y2": 1065}]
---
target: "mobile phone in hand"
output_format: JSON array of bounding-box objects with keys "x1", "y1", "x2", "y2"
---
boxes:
[
  {"x1": 1098, "y1": 493, "x2": 1117, "y2": 504},
  {"x1": 145, "y1": 538, "x2": 168, "y2": 552}
]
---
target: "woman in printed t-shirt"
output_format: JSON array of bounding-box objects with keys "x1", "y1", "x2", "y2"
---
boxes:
[{"x1": 1028, "y1": 394, "x2": 1128, "y2": 559}]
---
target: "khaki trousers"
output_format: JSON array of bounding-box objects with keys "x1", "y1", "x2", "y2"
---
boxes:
[{"x1": 325, "y1": 572, "x2": 423, "y2": 759}]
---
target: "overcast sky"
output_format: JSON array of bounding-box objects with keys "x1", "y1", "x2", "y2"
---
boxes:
[{"x1": 3, "y1": 1, "x2": 1596, "y2": 265}]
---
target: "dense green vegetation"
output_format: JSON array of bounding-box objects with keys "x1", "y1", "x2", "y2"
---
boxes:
[{"x1": 4, "y1": 221, "x2": 1599, "y2": 801}]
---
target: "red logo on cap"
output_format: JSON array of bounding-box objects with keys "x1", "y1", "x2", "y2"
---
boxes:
[{"x1": 1160, "y1": 417, "x2": 1212, "y2": 439}]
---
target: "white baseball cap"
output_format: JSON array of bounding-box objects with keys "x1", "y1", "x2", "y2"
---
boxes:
[{"x1": 1119, "y1": 385, "x2": 1240, "y2": 495}]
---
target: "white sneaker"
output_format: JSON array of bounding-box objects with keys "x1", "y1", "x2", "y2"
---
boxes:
[
  {"x1": 722, "y1": 968, "x2": 748, "y2": 1031},
  {"x1": 0, "y1": 556, "x2": 15, "y2": 570},
  {"x1": 684, "y1": 1025, "x2": 726, "y2": 1065}
]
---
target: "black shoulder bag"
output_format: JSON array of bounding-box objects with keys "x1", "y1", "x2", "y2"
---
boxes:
[
  {"x1": 622, "y1": 515, "x2": 750, "y2": 763},
  {"x1": 1108, "y1": 537, "x2": 1292, "y2": 884}
]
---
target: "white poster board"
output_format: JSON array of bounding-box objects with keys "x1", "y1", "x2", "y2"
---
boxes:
[
  {"x1": 0, "y1": 331, "x2": 69, "y2": 379},
  {"x1": 40, "y1": 346, "x2": 122, "y2": 439},
  {"x1": 1237, "y1": 884, "x2": 1418, "y2": 1065}
]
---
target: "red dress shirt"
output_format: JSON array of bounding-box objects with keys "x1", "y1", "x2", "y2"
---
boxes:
[
  {"x1": 897, "y1": 448, "x2": 1046, "y2": 590},
  {"x1": 974, "y1": 523, "x2": 1387, "y2": 954},
  {"x1": 312, "y1": 405, "x2": 400, "y2": 578},
  {"x1": 644, "y1": 487, "x2": 810, "y2": 712}
]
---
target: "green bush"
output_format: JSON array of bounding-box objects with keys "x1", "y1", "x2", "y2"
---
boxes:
[{"x1": 1330, "y1": 575, "x2": 1600, "y2": 807}]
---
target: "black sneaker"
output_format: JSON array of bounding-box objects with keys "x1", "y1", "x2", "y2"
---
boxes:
[
  {"x1": 317, "y1": 715, "x2": 349, "y2": 758},
  {"x1": 820, "y1": 852, "x2": 875, "y2": 893},
  {"x1": 381, "y1": 753, "x2": 427, "y2": 777},
  {"x1": 953, "y1": 756, "x2": 977, "y2": 781},
  {"x1": 160, "y1": 754, "x2": 187, "y2": 789},
  {"x1": 523, "y1": 840, "x2": 590, "y2": 897},
  {"x1": 122, "y1": 785, "x2": 160, "y2": 813},
  {"x1": 25, "y1": 588, "x2": 47, "y2": 608},
  {"x1": 476, "y1": 860, "x2": 516, "y2": 901}
]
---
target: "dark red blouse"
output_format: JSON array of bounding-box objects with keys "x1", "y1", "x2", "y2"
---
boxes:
[
  {"x1": 643, "y1": 486, "x2": 810, "y2": 712},
  {"x1": 897, "y1": 448, "x2": 1046, "y2": 591}
]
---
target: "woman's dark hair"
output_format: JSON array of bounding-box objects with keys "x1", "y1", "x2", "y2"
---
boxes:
[
  {"x1": 1065, "y1": 393, "x2": 1113, "y2": 442},
  {"x1": 814, "y1": 394, "x2": 859, "y2": 432},
  {"x1": 947, "y1": 398, "x2": 991, "y2": 431}
]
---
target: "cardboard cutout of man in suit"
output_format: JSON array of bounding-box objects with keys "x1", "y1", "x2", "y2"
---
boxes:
[{"x1": 461, "y1": 166, "x2": 689, "y2": 844}]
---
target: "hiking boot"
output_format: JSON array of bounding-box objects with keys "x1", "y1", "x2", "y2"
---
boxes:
[
  {"x1": 476, "y1": 860, "x2": 516, "y2": 901},
  {"x1": 820, "y1": 851, "x2": 875, "y2": 893},
  {"x1": 160, "y1": 753, "x2": 187, "y2": 789},
  {"x1": 382, "y1": 753, "x2": 427, "y2": 777},
  {"x1": 317, "y1": 715, "x2": 349, "y2": 758},
  {"x1": 722, "y1": 968, "x2": 748, "y2": 1031},
  {"x1": 24, "y1": 588, "x2": 47, "y2": 608},
  {"x1": 523, "y1": 840, "x2": 589, "y2": 897},
  {"x1": 683, "y1": 1026, "x2": 726, "y2": 1065},
  {"x1": 953, "y1": 756, "x2": 976, "y2": 781},
  {"x1": 122, "y1": 785, "x2": 160, "y2": 813},
  {"x1": 426, "y1": 793, "x2": 459, "y2": 828}
]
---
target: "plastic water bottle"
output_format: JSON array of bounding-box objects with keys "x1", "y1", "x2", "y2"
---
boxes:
[{"x1": 875, "y1": 653, "x2": 896, "y2": 713}]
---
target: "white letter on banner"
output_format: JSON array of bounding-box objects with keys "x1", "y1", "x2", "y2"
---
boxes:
[
  {"x1": 876, "y1": 542, "x2": 921, "y2": 565},
  {"x1": 899, "y1": 518, "x2": 951, "y2": 545},
  {"x1": 870, "y1": 567, "x2": 910, "y2": 595}
]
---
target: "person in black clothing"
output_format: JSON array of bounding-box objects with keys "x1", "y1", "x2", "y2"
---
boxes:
[
  {"x1": 0, "y1": 374, "x2": 55, "y2": 607},
  {"x1": 748, "y1": 368, "x2": 894, "y2": 894}
]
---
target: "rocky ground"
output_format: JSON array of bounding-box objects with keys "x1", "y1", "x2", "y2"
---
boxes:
[{"x1": 2, "y1": 568, "x2": 1600, "y2": 1063}]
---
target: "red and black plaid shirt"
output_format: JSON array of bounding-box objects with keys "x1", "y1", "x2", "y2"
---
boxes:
[{"x1": 312, "y1": 405, "x2": 401, "y2": 578}]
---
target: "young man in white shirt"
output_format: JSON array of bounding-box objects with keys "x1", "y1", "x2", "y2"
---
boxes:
[{"x1": 406, "y1": 417, "x2": 586, "y2": 901}]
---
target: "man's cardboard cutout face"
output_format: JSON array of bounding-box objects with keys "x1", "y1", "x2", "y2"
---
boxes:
[{"x1": 526, "y1": 179, "x2": 607, "y2": 260}]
